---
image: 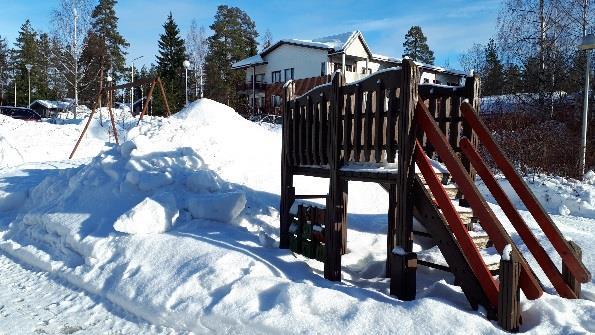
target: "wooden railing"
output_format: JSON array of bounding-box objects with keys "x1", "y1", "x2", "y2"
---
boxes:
[
  {"x1": 414, "y1": 99, "x2": 544, "y2": 300},
  {"x1": 283, "y1": 71, "x2": 481, "y2": 172},
  {"x1": 418, "y1": 77, "x2": 481, "y2": 175},
  {"x1": 459, "y1": 101, "x2": 591, "y2": 295},
  {"x1": 283, "y1": 67, "x2": 407, "y2": 168}
]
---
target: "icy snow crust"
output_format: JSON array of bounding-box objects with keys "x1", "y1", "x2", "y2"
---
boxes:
[{"x1": 0, "y1": 99, "x2": 594, "y2": 333}]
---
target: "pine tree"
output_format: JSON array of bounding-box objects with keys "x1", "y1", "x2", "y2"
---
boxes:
[
  {"x1": 483, "y1": 39, "x2": 504, "y2": 96},
  {"x1": 155, "y1": 12, "x2": 187, "y2": 114},
  {"x1": 80, "y1": 0, "x2": 128, "y2": 104},
  {"x1": 14, "y1": 20, "x2": 40, "y2": 106},
  {"x1": 402, "y1": 26, "x2": 434, "y2": 64},
  {"x1": 205, "y1": 5, "x2": 258, "y2": 109},
  {"x1": 0, "y1": 36, "x2": 9, "y2": 105}
]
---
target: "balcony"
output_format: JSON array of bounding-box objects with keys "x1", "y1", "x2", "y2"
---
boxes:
[{"x1": 236, "y1": 81, "x2": 268, "y2": 92}]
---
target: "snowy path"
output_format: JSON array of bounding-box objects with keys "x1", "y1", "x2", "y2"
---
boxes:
[{"x1": 0, "y1": 253, "x2": 179, "y2": 335}]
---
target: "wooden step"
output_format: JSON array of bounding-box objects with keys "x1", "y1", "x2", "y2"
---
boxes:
[
  {"x1": 416, "y1": 245, "x2": 500, "y2": 273},
  {"x1": 416, "y1": 172, "x2": 450, "y2": 186}
]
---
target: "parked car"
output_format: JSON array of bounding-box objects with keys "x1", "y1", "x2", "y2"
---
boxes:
[
  {"x1": 0, "y1": 106, "x2": 41, "y2": 121},
  {"x1": 249, "y1": 114, "x2": 282, "y2": 125}
]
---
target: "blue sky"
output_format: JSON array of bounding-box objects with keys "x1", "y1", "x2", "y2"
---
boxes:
[{"x1": 0, "y1": 0, "x2": 501, "y2": 70}]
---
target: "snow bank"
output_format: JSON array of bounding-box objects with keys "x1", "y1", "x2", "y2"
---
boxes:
[
  {"x1": 1, "y1": 99, "x2": 593, "y2": 334},
  {"x1": 478, "y1": 172, "x2": 595, "y2": 220},
  {"x1": 0, "y1": 189, "x2": 27, "y2": 211}
]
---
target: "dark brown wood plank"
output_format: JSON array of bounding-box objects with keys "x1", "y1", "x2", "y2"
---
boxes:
[
  {"x1": 364, "y1": 91, "x2": 373, "y2": 162},
  {"x1": 392, "y1": 59, "x2": 417, "y2": 300},
  {"x1": 305, "y1": 97, "x2": 313, "y2": 165},
  {"x1": 354, "y1": 85, "x2": 363, "y2": 162},
  {"x1": 313, "y1": 98, "x2": 321, "y2": 165},
  {"x1": 325, "y1": 72, "x2": 346, "y2": 281},
  {"x1": 299, "y1": 104, "x2": 306, "y2": 165},
  {"x1": 320, "y1": 98, "x2": 328, "y2": 165},
  {"x1": 425, "y1": 97, "x2": 437, "y2": 158},
  {"x1": 344, "y1": 94, "x2": 353, "y2": 162},
  {"x1": 562, "y1": 241, "x2": 583, "y2": 298},
  {"x1": 375, "y1": 82, "x2": 384, "y2": 162},
  {"x1": 498, "y1": 252, "x2": 521, "y2": 331},
  {"x1": 292, "y1": 101, "x2": 300, "y2": 165},
  {"x1": 387, "y1": 87, "x2": 397, "y2": 163},
  {"x1": 439, "y1": 97, "x2": 448, "y2": 137},
  {"x1": 449, "y1": 97, "x2": 461, "y2": 150}
]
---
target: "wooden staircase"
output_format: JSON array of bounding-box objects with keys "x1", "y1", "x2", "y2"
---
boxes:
[{"x1": 412, "y1": 170, "x2": 498, "y2": 272}]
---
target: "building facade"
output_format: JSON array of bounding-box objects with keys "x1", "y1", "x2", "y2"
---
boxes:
[{"x1": 232, "y1": 31, "x2": 467, "y2": 115}]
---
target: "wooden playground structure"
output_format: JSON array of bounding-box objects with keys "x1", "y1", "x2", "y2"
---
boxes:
[
  {"x1": 69, "y1": 76, "x2": 171, "y2": 159},
  {"x1": 279, "y1": 60, "x2": 591, "y2": 332}
]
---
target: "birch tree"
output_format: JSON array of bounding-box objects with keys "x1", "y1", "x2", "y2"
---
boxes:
[
  {"x1": 186, "y1": 20, "x2": 208, "y2": 99},
  {"x1": 50, "y1": 0, "x2": 94, "y2": 116}
]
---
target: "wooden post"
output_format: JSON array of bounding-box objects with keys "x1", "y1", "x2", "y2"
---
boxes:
[
  {"x1": 341, "y1": 180, "x2": 348, "y2": 255},
  {"x1": 137, "y1": 78, "x2": 157, "y2": 124},
  {"x1": 156, "y1": 76, "x2": 171, "y2": 117},
  {"x1": 280, "y1": 81, "x2": 295, "y2": 249},
  {"x1": 69, "y1": 67, "x2": 104, "y2": 159},
  {"x1": 498, "y1": 249, "x2": 522, "y2": 332},
  {"x1": 462, "y1": 74, "x2": 480, "y2": 179},
  {"x1": 562, "y1": 240, "x2": 582, "y2": 298},
  {"x1": 390, "y1": 250, "x2": 417, "y2": 301},
  {"x1": 391, "y1": 59, "x2": 418, "y2": 299},
  {"x1": 325, "y1": 71, "x2": 346, "y2": 281},
  {"x1": 387, "y1": 183, "x2": 397, "y2": 277}
]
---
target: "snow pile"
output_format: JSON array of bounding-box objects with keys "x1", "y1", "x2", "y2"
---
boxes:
[
  {"x1": 0, "y1": 99, "x2": 593, "y2": 334},
  {"x1": 478, "y1": 172, "x2": 595, "y2": 219},
  {"x1": 0, "y1": 108, "x2": 133, "y2": 168}
]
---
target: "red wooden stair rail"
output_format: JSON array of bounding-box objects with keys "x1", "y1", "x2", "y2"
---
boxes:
[
  {"x1": 460, "y1": 137, "x2": 577, "y2": 299},
  {"x1": 415, "y1": 100, "x2": 543, "y2": 300},
  {"x1": 415, "y1": 140, "x2": 499, "y2": 308},
  {"x1": 460, "y1": 102, "x2": 592, "y2": 284}
]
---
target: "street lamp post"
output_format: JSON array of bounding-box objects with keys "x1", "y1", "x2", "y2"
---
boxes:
[
  {"x1": 25, "y1": 64, "x2": 32, "y2": 106},
  {"x1": 13, "y1": 69, "x2": 16, "y2": 107},
  {"x1": 579, "y1": 33, "x2": 595, "y2": 176},
  {"x1": 130, "y1": 56, "x2": 143, "y2": 114},
  {"x1": 183, "y1": 60, "x2": 190, "y2": 105}
]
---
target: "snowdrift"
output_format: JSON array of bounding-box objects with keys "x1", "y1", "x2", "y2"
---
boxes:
[{"x1": 0, "y1": 99, "x2": 593, "y2": 334}]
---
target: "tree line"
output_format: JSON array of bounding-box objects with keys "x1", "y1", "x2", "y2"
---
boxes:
[
  {"x1": 0, "y1": 0, "x2": 260, "y2": 115},
  {"x1": 460, "y1": 0, "x2": 593, "y2": 116}
]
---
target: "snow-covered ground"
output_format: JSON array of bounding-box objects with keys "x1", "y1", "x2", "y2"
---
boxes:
[
  {"x1": 0, "y1": 99, "x2": 593, "y2": 334},
  {"x1": 0, "y1": 253, "x2": 177, "y2": 334}
]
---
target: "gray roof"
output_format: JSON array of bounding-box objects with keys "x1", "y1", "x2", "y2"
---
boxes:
[
  {"x1": 29, "y1": 100, "x2": 72, "y2": 110},
  {"x1": 231, "y1": 54, "x2": 267, "y2": 69},
  {"x1": 232, "y1": 31, "x2": 361, "y2": 69}
]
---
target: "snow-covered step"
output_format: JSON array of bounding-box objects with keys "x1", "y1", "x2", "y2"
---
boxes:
[{"x1": 417, "y1": 245, "x2": 500, "y2": 273}]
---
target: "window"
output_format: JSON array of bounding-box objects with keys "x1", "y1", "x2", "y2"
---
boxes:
[
  {"x1": 255, "y1": 74, "x2": 265, "y2": 83},
  {"x1": 272, "y1": 71, "x2": 282, "y2": 83},
  {"x1": 345, "y1": 64, "x2": 352, "y2": 72},
  {"x1": 272, "y1": 95, "x2": 282, "y2": 107},
  {"x1": 321, "y1": 62, "x2": 326, "y2": 76},
  {"x1": 284, "y1": 68, "x2": 294, "y2": 81},
  {"x1": 361, "y1": 67, "x2": 368, "y2": 74},
  {"x1": 423, "y1": 78, "x2": 430, "y2": 83}
]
